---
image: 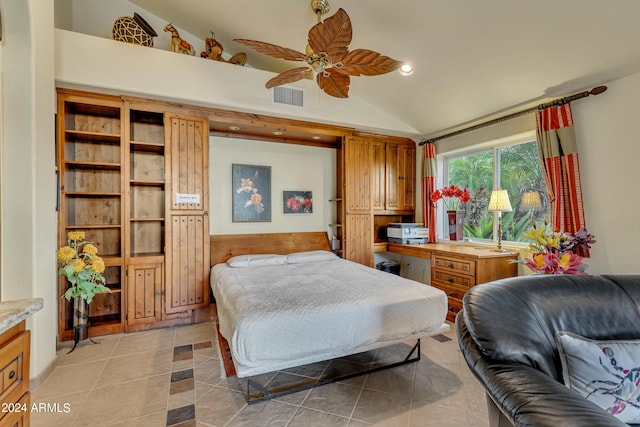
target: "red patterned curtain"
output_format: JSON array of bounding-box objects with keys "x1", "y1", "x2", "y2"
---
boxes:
[
  {"x1": 422, "y1": 142, "x2": 438, "y2": 243},
  {"x1": 535, "y1": 103, "x2": 588, "y2": 253}
]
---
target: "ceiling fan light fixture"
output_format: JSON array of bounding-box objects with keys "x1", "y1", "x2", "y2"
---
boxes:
[
  {"x1": 307, "y1": 52, "x2": 331, "y2": 73},
  {"x1": 310, "y1": 0, "x2": 331, "y2": 20},
  {"x1": 399, "y1": 64, "x2": 414, "y2": 76}
]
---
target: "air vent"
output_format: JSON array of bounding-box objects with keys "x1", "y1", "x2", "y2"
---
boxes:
[{"x1": 272, "y1": 86, "x2": 304, "y2": 107}]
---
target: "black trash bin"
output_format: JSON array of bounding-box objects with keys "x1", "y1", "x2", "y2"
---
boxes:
[{"x1": 376, "y1": 261, "x2": 400, "y2": 275}]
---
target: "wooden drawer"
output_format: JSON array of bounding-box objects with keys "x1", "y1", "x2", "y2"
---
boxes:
[
  {"x1": 432, "y1": 255, "x2": 475, "y2": 276},
  {"x1": 432, "y1": 269, "x2": 475, "y2": 288},
  {"x1": 0, "y1": 330, "x2": 29, "y2": 409},
  {"x1": 446, "y1": 297, "x2": 463, "y2": 323},
  {"x1": 431, "y1": 282, "x2": 469, "y2": 301},
  {"x1": 432, "y1": 282, "x2": 469, "y2": 323},
  {"x1": 0, "y1": 391, "x2": 29, "y2": 426}
]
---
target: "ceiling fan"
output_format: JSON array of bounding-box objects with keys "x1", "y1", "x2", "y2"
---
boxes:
[{"x1": 233, "y1": 0, "x2": 403, "y2": 98}]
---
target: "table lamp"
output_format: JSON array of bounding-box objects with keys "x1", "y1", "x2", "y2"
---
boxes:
[
  {"x1": 521, "y1": 191, "x2": 542, "y2": 212},
  {"x1": 487, "y1": 189, "x2": 512, "y2": 252}
]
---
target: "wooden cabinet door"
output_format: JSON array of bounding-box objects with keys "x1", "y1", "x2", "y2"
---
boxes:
[
  {"x1": 343, "y1": 136, "x2": 373, "y2": 266},
  {"x1": 398, "y1": 143, "x2": 415, "y2": 211},
  {"x1": 371, "y1": 140, "x2": 385, "y2": 211},
  {"x1": 344, "y1": 136, "x2": 372, "y2": 212},
  {"x1": 385, "y1": 142, "x2": 415, "y2": 211},
  {"x1": 126, "y1": 263, "x2": 163, "y2": 326},
  {"x1": 166, "y1": 216, "x2": 209, "y2": 312},
  {"x1": 165, "y1": 113, "x2": 210, "y2": 313},
  {"x1": 385, "y1": 142, "x2": 400, "y2": 210},
  {"x1": 166, "y1": 113, "x2": 208, "y2": 211},
  {"x1": 345, "y1": 214, "x2": 373, "y2": 266}
]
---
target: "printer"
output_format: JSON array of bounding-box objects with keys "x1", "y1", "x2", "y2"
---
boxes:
[{"x1": 387, "y1": 223, "x2": 429, "y2": 244}]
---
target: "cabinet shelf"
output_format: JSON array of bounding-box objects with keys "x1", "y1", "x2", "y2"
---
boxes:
[
  {"x1": 130, "y1": 217, "x2": 164, "y2": 222},
  {"x1": 130, "y1": 179, "x2": 164, "y2": 186},
  {"x1": 65, "y1": 224, "x2": 121, "y2": 229},
  {"x1": 87, "y1": 315, "x2": 122, "y2": 326},
  {"x1": 64, "y1": 129, "x2": 120, "y2": 143},
  {"x1": 130, "y1": 251, "x2": 164, "y2": 258},
  {"x1": 130, "y1": 141, "x2": 165, "y2": 152},
  {"x1": 65, "y1": 160, "x2": 121, "y2": 170},
  {"x1": 65, "y1": 192, "x2": 121, "y2": 197}
]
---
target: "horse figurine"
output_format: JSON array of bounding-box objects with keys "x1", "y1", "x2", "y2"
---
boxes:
[
  {"x1": 163, "y1": 23, "x2": 195, "y2": 55},
  {"x1": 201, "y1": 31, "x2": 224, "y2": 61},
  {"x1": 200, "y1": 31, "x2": 247, "y2": 66}
]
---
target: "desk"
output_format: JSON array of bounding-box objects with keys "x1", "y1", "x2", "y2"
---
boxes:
[{"x1": 385, "y1": 243, "x2": 518, "y2": 322}]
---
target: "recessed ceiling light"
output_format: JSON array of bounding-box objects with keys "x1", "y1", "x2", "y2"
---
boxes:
[
  {"x1": 273, "y1": 131, "x2": 283, "y2": 136},
  {"x1": 399, "y1": 64, "x2": 414, "y2": 76},
  {"x1": 228, "y1": 126, "x2": 240, "y2": 131},
  {"x1": 312, "y1": 136, "x2": 322, "y2": 140}
]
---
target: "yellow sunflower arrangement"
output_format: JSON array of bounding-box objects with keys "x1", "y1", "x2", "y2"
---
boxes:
[{"x1": 57, "y1": 231, "x2": 111, "y2": 303}]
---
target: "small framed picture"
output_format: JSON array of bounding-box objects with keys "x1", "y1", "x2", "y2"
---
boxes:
[
  {"x1": 283, "y1": 191, "x2": 313, "y2": 214},
  {"x1": 232, "y1": 164, "x2": 271, "y2": 222}
]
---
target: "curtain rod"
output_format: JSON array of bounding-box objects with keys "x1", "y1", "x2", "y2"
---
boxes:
[{"x1": 418, "y1": 85, "x2": 607, "y2": 146}]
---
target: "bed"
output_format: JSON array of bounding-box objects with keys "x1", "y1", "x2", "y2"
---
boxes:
[{"x1": 210, "y1": 232, "x2": 449, "y2": 399}]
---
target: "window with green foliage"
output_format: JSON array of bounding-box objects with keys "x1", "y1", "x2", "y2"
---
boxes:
[{"x1": 445, "y1": 139, "x2": 550, "y2": 243}]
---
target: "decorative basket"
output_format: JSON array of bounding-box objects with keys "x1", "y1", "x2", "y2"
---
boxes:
[{"x1": 112, "y1": 12, "x2": 157, "y2": 47}]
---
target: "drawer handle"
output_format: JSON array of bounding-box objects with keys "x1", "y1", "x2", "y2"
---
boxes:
[
  {"x1": 448, "y1": 277, "x2": 454, "y2": 283},
  {"x1": 8, "y1": 370, "x2": 15, "y2": 379},
  {"x1": 448, "y1": 263, "x2": 454, "y2": 268},
  {"x1": 448, "y1": 291, "x2": 454, "y2": 297}
]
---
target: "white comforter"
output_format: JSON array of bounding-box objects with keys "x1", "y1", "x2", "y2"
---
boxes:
[{"x1": 210, "y1": 257, "x2": 448, "y2": 377}]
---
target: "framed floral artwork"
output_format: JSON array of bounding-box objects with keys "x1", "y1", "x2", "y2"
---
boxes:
[
  {"x1": 232, "y1": 164, "x2": 271, "y2": 222},
  {"x1": 283, "y1": 191, "x2": 313, "y2": 214}
]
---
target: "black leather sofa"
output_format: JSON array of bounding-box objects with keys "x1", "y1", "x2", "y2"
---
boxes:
[{"x1": 456, "y1": 274, "x2": 640, "y2": 427}]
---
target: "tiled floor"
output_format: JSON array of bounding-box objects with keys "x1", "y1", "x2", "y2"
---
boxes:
[{"x1": 31, "y1": 321, "x2": 489, "y2": 426}]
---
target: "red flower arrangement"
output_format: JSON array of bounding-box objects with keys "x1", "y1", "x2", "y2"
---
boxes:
[{"x1": 431, "y1": 185, "x2": 471, "y2": 211}]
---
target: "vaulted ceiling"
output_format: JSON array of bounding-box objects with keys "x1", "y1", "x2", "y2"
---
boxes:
[{"x1": 130, "y1": 0, "x2": 640, "y2": 138}]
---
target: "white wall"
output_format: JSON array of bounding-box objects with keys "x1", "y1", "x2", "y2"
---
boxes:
[
  {"x1": 572, "y1": 73, "x2": 640, "y2": 274},
  {"x1": 210, "y1": 137, "x2": 336, "y2": 236},
  {"x1": 1, "y1": 0, "x2": 58, "y2": 382}
]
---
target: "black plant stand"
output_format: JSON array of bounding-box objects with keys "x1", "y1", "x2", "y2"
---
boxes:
[{"x1": 68, "y1": 297, "x2": 99, "y2": 353}]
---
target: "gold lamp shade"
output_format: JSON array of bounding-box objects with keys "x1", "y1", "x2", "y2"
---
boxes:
[
  {"x1": 487, "y1": 189, "x2": 512, "y2": 252},
  {"x1": 488, "y1": 189, "x2": 513, "y2": 213},
  {"x1": 521, "y1": 191, "x2": 542, "y2": 210}
]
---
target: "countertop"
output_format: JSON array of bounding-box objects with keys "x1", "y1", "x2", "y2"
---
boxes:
[{"x1": 0, "y1": 298, "x2": 44, "y2": 334}]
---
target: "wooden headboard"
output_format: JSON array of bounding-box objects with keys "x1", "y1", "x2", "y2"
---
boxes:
[{"x1": 210, "y1": 232, "x2": 331, "y2": 266}]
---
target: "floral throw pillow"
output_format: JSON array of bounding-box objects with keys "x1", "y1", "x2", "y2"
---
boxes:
[{"x1": 555, "y1": 331, "x2": 640, "y2": 423}]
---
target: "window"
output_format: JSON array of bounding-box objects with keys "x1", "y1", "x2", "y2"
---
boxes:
[{"x1": 444, "y1": 138, "x2": 549, "y2": 243}]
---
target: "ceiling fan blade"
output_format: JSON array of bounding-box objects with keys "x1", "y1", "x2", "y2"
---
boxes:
[
  {"x1": 317, "y1": 69, "x2": 350, "y2": 98},
  {"x1": 265, "y1": 67, "x2": 313, "y2": 89},
  {"x1": 233, "y1": 39, "x2": 307, "y2": 61},
  {"x1": 334, "y1": 49, "x2": 402, "y2": 76},
  {"x1": 308, "y1": 8, "x2": 352, "y2": 63}
]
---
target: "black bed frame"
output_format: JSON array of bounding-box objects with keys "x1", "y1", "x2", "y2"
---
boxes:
[{"x1": 245, "y1": 339, "x2": 421, "y2": 404}]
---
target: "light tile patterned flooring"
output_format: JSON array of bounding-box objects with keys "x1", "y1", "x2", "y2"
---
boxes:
[{"x1": 31, "y1": 321, "x2": 489, "y2": 426}]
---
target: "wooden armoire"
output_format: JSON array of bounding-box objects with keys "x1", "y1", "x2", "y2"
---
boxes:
[
  {"x1": 337, "y1": 134, "x2": 416, "y2": 267},
  {"x1": 56, "y1": 89, "x2": 210, "y2": 339}
]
